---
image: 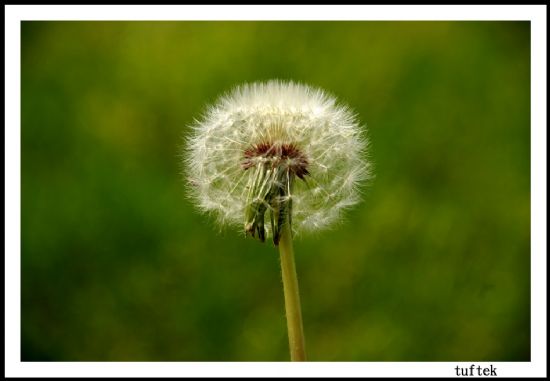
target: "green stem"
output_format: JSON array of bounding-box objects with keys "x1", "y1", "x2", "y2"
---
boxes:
[{"x1": 278, "y1": 221, "x2": 307, "y2": 361}]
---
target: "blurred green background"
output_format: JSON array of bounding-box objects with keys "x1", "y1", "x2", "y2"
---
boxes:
[{"x1": 21, "y1": 21, "x2": 530, "y2": 361}]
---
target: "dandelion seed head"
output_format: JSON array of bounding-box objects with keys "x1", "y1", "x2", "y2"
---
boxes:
[{"x1": 184, "y1": 80, "x2": 371, "y2": 238}]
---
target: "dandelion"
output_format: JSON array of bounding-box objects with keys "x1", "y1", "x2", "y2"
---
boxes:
[{"x1": 184, "y1": 80, "x2": 370, "y2": 361}]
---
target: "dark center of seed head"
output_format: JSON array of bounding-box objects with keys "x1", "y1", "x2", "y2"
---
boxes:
[{"x1": 242, "y1": 142, "x2": 309, "y2": 179}]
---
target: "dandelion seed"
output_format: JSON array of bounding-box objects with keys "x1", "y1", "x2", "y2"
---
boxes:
[{"x1": 185, "y1": 80, "x2": 370, "y2": 243}]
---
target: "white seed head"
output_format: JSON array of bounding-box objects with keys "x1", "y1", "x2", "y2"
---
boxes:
[{"x1": 184, "y1": 80, "x2": 371, "y2": 240}]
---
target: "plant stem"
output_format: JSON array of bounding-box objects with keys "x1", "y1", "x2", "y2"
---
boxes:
[{"x1": 278, "y1": 221, "x2": 307, "y2": 361}]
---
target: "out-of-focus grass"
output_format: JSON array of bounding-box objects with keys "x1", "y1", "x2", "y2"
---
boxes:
[{"x1": 21, "y1": 21, "x2": 530, "y2": 361}]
